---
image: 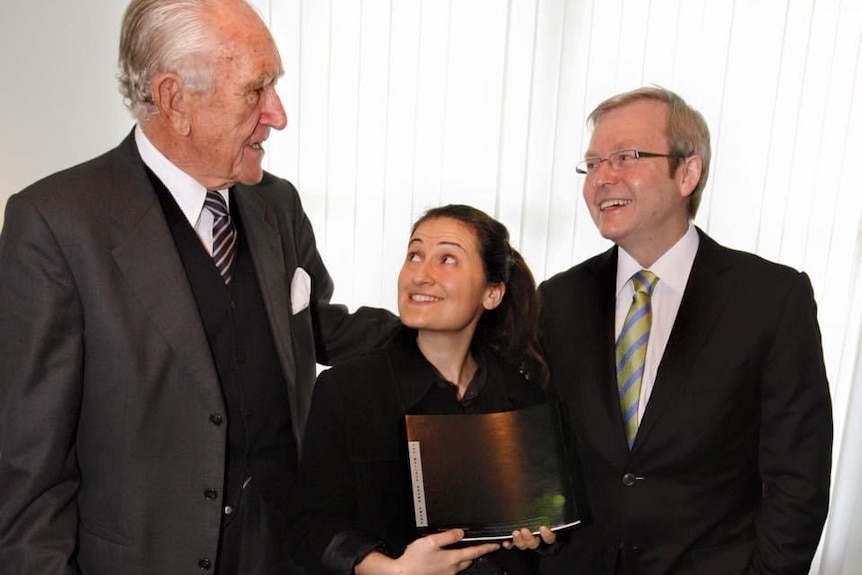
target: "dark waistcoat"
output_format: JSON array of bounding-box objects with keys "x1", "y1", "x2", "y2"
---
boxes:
[{"x1": 148, "y1": 173, "x2": 298, "y2": 518}]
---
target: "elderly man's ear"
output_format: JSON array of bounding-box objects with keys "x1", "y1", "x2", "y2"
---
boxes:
[{"x1": 151, "y1": 73, "x2": 191, "y2": 136}]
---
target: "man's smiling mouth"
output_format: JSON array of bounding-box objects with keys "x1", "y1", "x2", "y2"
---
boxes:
[{"x1": 600, "y1": 199, "x2": 632, "y2": 210}]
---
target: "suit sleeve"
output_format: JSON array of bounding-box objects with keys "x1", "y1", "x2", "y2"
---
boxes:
[
  {"x1": 0, "y1": 194, "x2": 83, "y2": 574},
  {"x1": 751, "y1": 271, "x2": 832, "y2": 574}
]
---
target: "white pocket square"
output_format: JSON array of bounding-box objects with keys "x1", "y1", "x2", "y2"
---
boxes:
[{"x1": 290, "y1": 267, "x2": 311, "y2": 315}]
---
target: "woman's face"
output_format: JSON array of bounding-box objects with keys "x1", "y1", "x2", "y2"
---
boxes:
[{"x1": 398, "y1": 217, "x2": 503, "y2": 337}]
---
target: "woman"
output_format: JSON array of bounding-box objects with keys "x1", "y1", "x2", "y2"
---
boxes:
[{"x1": 288, "y1": 205, "x2": 555, "y2": 575}]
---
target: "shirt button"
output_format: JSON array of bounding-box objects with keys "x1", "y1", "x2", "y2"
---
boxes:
[
  {"x1": 230, "y1": 299, "x2": 237, "y2": 309},
  {"x1": 198, "y1": 558, "x2": 212, "y2": 570},
  {"x1": 622, "y1": 473, "x2": 637, "y2": 486},
  {"x1": 204, "y1": 488, "x2": 218, "y2": 500},
  {"x1": 209, "y1": 413, "x2": 223, "y2": 426},
  {"x1": 224, "y1": 505, "x2": 233, "y2": 515}
]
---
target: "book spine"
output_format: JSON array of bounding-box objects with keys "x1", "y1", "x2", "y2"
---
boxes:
[{"x1": 408, "y1": 441, "x2": 429, "y2": 528}]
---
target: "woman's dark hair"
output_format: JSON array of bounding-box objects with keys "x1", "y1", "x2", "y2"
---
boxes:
[{"x1": 411, "y1": 204, "x2": 548, "y2": 385}]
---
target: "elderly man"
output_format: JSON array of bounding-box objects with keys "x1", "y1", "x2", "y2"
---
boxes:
[{"x1": 0, "y1": 0, "x2": 395, "y2": 573}]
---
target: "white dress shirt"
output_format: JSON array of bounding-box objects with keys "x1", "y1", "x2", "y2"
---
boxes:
[
  {"x1": 134, "y1": 125, "x2": 229, "y2": 256},
  {"x1": 615, "y1": 224, "x2": 700, "y2": 424}
]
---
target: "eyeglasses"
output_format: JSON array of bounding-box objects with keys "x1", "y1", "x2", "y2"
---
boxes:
[{"x1": 575, "y1": 149, "x2": 682, "y2": 175}]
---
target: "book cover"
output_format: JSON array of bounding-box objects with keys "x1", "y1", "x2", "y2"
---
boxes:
[{"x1": 405, "y1": 402, "x2": 582, "y2": 541}]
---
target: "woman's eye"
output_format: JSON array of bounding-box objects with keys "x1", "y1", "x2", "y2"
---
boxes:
[{"x1": 441, "y1": 255, "x2": 456, "y2": 264}]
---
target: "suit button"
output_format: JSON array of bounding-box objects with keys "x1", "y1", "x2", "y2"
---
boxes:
[
  {"x1": 622, "y1": 473, "x2": 637, "y2": 486},
  {"x1": 198, "y1": 558, "x2": 212, "y2": 570},
  {"x1": 204, "y1": 488, "x2": 218, "y2": 500},
  {"x1": 209, "y1": 413, "x2": 223, "y2": 426}
]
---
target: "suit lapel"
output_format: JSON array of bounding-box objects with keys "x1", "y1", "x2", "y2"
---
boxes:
[
  {"x1": 592, "y1": 250, "x2": 630, "y2": 449},
  {"x1": 568, "y1": 249, "x2": 632, "y2": 456},
  {"x1": 108, "y1": 135, "x2": 221, "y2": 396},
  {"x1": 233, "y1": 187, "x2": 297, "y2": 387},
  {"x1": 632, "y1": 231, "x2": 733, "y2": 451}
]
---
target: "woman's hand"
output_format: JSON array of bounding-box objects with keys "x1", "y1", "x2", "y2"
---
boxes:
[
  {"x1": 355, "y1": 529, "x2": 500, "y2": 575},
  {"x1": 501, "y1": 526, "x2": 556, "y2": 550}
]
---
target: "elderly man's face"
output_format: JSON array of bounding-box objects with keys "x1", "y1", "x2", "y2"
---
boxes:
[{"x1": 183, "y1": 3, "x2": 287, "y2": 189}]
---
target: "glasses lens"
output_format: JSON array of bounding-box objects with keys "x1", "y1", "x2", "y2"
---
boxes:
[
  {"x1": 610, "y1": 150, "x2": 639, "y2": 169},
  {"x1": 578, "y1": 158, "x2": 601, "y2": 174}
]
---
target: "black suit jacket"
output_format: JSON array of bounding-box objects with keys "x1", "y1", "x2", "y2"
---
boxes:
[
  {"x1": 0, "y1": 131, "x2": 396, "y2": 574},
  {"x1": 538, "y1": 229, "x2": 832, "y2": 575}
]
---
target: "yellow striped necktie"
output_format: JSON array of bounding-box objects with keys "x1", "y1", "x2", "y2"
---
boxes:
[{"x1": 616, "y1": 269, "x2": 659, "y2": 448}]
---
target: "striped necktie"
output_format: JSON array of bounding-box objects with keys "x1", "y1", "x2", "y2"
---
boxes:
[
  {"x1": 204, "y1": 190, "x2": 237, "y2": 284},
  {"x1": 616, "y1": 269, "x2": 659, "y2": 448}
]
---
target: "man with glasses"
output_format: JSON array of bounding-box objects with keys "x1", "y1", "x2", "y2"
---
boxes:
[{"x1": 538, "y1": 86, "x2": 832, "y2": 574}]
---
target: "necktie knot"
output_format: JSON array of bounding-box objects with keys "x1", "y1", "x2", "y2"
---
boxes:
[
  {"x1": 204, "y1": 190, "x2": 236, "y2": 284},
  {"x1": 632, "y1": 269, "x2": 659, "y2": 297},
  {"x1": 205, "y1": 190, "x2": 230, "y2": 219}
]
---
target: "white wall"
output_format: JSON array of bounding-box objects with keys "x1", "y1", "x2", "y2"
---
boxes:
[{"x1": 0, "y1": 0, "x2": 132, "y2": 229}]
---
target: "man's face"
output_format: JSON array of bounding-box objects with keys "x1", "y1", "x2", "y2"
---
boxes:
[
  {"x1": 582, "y1": 99, "x2": 693, "y2": 265},
  {"x1": 183, "y1": 5, "x2": 287, "y2": 189}
]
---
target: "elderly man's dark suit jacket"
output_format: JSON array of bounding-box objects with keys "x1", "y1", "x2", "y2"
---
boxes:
[
  {"x1": 538, "y1": 229, "x2": 832, "y2": 575},
  {"x1": 0, "y1": 132, "x2": 395, "y2": 574}
]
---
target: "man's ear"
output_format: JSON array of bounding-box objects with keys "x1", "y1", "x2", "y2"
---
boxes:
[
  {"x1": 151, "y1": 72, "x2": 191, "y2": 136},
  {"x1": 483, "y1": 282, "x2": 506, "y2": 311},
  {"x1": 678, "y1": 154, "x2": 703, "y2": 198}
]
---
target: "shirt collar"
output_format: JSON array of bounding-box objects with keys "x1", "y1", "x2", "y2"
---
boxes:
[
  {"x1": 385, "y1": 327, "x2": 439, "y2": 410},
  {"x1": 134, "y1": 125, "x2": 228, "y2": 228},
  {"x1": 616, "y1": 224, "x2": 700, "y2": 297},
  {"x1": 433, "y1": 351, "x2": 488, "y2": 406},
  {"x1": 386, "y1": 326, "x2": 487, "y2": 410}
]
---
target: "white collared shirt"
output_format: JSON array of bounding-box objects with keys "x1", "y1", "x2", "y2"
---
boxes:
[
  {"x1": 615, "y1": 224, "x2": 700, "y2": 424},
  {"x1": 134, "y1": 126, "x2": 229, "y2": 256}
]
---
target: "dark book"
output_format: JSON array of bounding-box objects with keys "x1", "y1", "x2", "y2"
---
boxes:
[{"x1": 405, "y1": 402, "x2": 582, "y2": 541}]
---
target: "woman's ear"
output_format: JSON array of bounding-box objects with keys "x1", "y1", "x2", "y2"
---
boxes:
[{"x1": 483, "y1": 282, "x2": 506, "y2": 311}]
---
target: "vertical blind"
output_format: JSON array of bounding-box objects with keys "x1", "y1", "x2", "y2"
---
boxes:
[{"x1": 249, "y1": 1, "x2": 862, "y2": 571}]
